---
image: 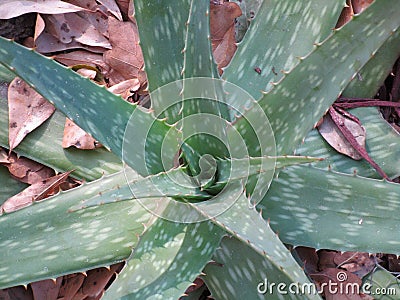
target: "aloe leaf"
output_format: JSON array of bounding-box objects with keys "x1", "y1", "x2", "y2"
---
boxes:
[
  {"x1": 0, "y1": 38, "x2": 179, "y2": 175},
  {"x1": 197, "y1": 192, "x2": 318, "y2": 299},
  {"x1": 237, "y1": 0, "x2": 400, "y2": 155},
  {"x1": 103, "y1": 219, "x2": 224, "y2": 300},
  {"x1": 203, "y1": 236, "x2": 320, "y2": 300},
  {"x1": 296, "y1": 107, "x2": 400, "y2": 179},
  {"x1": 363, "y1": 266, "x2": 400, "y2": 299},
  {"x1": 0, "y1": 166, "x2": 27, "y2": 204},
  {"x1": 0, "y1": 94, "x2": 123, "y2": 181},
  {"x1": 223, "y1": 0, "x2": 344, "y2": 100},
  {"x1": 0, "y1": 172, "x2": 157, "y2": 289},
  {"x1": 259, "y1": 165, "x2": 400, "y2": 254}
]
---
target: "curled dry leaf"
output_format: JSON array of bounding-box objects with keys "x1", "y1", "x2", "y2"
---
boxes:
[
  {"x1": 210, "y1": 2, "x2": 242, "y2": 74},
  {"x1": 108, "y1": 78, "x2": 140, "y2": 99},
  {"x1": 0, "y1": 0, "x2": 87, "y2": 19},
  {"x1": 336, "y1": 0, "x2": 354, "y2": 28},
  {"x1": 103, "y1": 18, "x2": 147, "y2": 87},
  {"x1": 1, "y1": 171, "x2": 72, "y2": 214},
  {"x1": 62, "y1": 118, "x2": 101, "y2": 149},
  {"x1": 4, "y1": 153, "x2": 55, "y2": 184},
  {"x1": 97, "y1": 0, "x2": 123, "y2": 21},
  {"x1": 8, "y1": 77, "x2": 56, "y2": 152},
  {"x1": 351, "y1": 0, "x2": 374, "y2": 14},
  {"x1": 318, "y1": 112, "x2": 366, "y2": 160},
  {"x1": 55, "y1": 50, "x2": 108, "y2": 69}
]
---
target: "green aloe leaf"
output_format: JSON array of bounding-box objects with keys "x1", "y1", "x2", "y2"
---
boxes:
[
  {"x1": 103, "y1": 219, "x2": 224, "y2": 300},
  {"x1": 259, "y1": 165, "x2": 400, "y2": 254},
  {"x1": 0, "y1": 172, "x2": 156, "y2": 289},
  {"x1": 236, "y1": 0, "x2": 400, "y2": 155},
  {"x1": 0, "y1": 38, "x2": 179, "y2": 175},
  {"x1": 223, "y1": 0, "x2": 344, "y2": 100},
  {"x1": 296, "y1": 107, "x2": 400, "y2": 179},
  {"x1": 363, "y1": 266, "x2": 400, "y2": 299}
]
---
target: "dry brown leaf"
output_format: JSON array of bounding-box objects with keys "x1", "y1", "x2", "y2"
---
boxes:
[
  {"x1": 336, "y1": 0, "x2": 354, "y2": 28},
  {"x1": 34, "y1": 13, "x2": 46, "y2": 42},
  {"x1": 1, "y1": 286, "x2": 33, "y2": 299},
  {"x1": 58, "y1": 273, "x2": 86, "y2": 300},
  {"x1": 210, "y1": 2, "x2": 242, "y2": 74},
  {"x1": 103, "y1": 18, "x2": 147, "y2": 87},
  {"x1": 351, "y1": 0, "x2": 374, "y2": 14},
  {"x1": 334, "y1": 252, "x2": 376, "y2": 278},
  {"x1": 318, "y1": 250, "x2": 338, "y2": 270},
  {"x1": 97, "y1": 0, "x2": 123, "y2": 20},
  {"x1": 76, "y1": 68, "x2": 98, "y2": 79},
  {"x1": 55, "y1": 50, "x2": 108, "y2": 69},
  {"x1": 62, "y1": 118, "x2": 101, "y2": 149},
  {"x1": 67, "y1": 0, "x2": 98, "y2": 11},
  {"x1": 43, "y1": 13, "x2": 111, "y2": 48},
  {"x1": 4, "y1": 153, "x2": 55, "y2": 184},
  {"x1": 115, "y1": 0, "x2": 131, "y2": 20},
  {"x1": 108, "y1": 78, "x2": 140, "y2": 99},
  {"x1": 8, "y1": 78, "x2": 56, "y2": 152},
  {"x1": 0, "y1": 0, "x2": 87, "y2": 19},
  {"x1": 1, "y1": 171, "x2": 72, "y2": 214},
  {"x1": 295, "y1": 246, "x2": 319, "y2": 274},
  {"x1": 31, "y1": 278, "x2": 62, "y2": 300},
  {"x1": 318, "y1": 113, "x2": 366, "y2": 160},
  {"x1": 311, "y1": 268, "x2": 371, "y2": 300}
]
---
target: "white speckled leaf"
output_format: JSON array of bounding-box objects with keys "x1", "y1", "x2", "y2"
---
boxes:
[
  {"x1": 0, "y1": 39, "x2": 178, "y2": 175},
  {"x1": 223, "y1": 0, "x2": 344, "y2": 100},
  {"x1": 103, "y1": 219, "x2": 224, "y2": 300},
  {"x1": 0, "y1": 172, "x2": 154, "y2": 289},
  {"x1": 259, "y1": 165, "x2": 400, "y2": 254}
]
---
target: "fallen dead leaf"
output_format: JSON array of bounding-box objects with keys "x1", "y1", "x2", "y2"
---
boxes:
[
  {"x1": 31, "y1": 278, "x2": 62, "y2": 300},
  {"x1": 8, "y1": 77, "x2": 56, "y2": 152},
  {"x1": 295, "y1": 246, "x2": 319, "y2": 274},
  {"x1": 115, "y1": 0, "x2": 131, "y2": 20},
  {"x1": 97, "y1": 0, "x2": 123, "y2": 21},
  {"x1": 318, "y1": 111, "x2": 366, "y2": 160},
  {"x1": 0, "y1": 0, "x2": 87, "y2": 19},
  {"x1": 351, "y1": 0, "x2": 374, "y2": 14},
  {"x1": 58, "y1": 273, "x2": 86, "y2": 300},
  {"x1": 1, "y1": 286, "x2": 33, "y2": 299},
  {"x1": 4, "y1": 153, "x2": 55, "y2": 184},
  {"x1": 1, "y1": 171, "x2": 72, "y2": 214},
  {"x1": 311, "y1": 268, "x2": 372, "y2": 300},
  {"x1": 62, "y1": 118, "x2": 101, "y2": 149},
  {"x1": 334, "y1": 252, "x2": 376, "y2": 278},
  {"x1": 34, "y1": 13, "x2": 46, "y2": 42},
  {"x1": 103, "y1": 18, "x2": 147, "y2": 87},
  {"x1": 108, "y1": 78, "x2": 140, "y2": 99},
  {"x1": 318, "y1": 250, "x2": 338, "y2": 270},
  {"x1": 55, "y1": 50, "x2": 108, "y2": 69},
  {"x1": 210, "y1": 2, "x2": 242, "y2": 74},
  {"x1": 43, "y1": 13, "x2": 111, "y2": 48},
  {"x1": 67, "y1": 0, "x2": 98, "y2": 11},
  {"x1": 336, "y1": 0, "x2": 354, "y2": 28}
]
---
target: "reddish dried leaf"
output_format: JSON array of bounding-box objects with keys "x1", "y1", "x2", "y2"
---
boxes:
[
  {"x1": 115, "y1": 0, "x2": 130, "y2": 20},
  {"x1": 62, "y1": 118, "x2": 101, "y2": 149},
  {"x1": 43, "y1": 13, "x2": 111, "y2": 48},
  {"x1": 34, "y1": 13, "x2": 46, "y2": 42},
  {"x1": 103, "y1": 18, "x2": 146, "y2": 87},
  {"x1": 183, "y1": 277, "x2": 205, "y2": 295},
  {"x1": 3, "y1": 286, "x2": 33, "y2": 299},
  {"x1": 5, "y1": 153, "x2": 55, "y2": 184},
  {"x1": 58, "y1": 273, "x2": 85, "y2": 300},
  {"x1": 31, "y1": 278, "x2": 62, "y2": 300},
  {"x1": 387, "y1": 255, "x2": 400, "y2": 272},
  {"x1": 76, "y1": 68, "x2": 97, "y2": 80},
  {"x1": 81, "y1": 265, "x2": 121, "y2": 297},
  {"x1": 1, "y1": 171, "x2": 72, "y2": 214},
  {"x1": 311, "y1": 268, "x2": 373, "y2": 300},
  {"x1": 334, "y1": 252, "x2": 376, "y2": 278},
  {"x1": 336, "y1": 0, "x2": 354, "y2": 28},
  {"x1": 0, "y1": 0, "x2": 87, "y2": 19},
  {"x1": 295, "y1": 246, "x2": 319, "y2": 274},
  {"x1": 210, "y1": 2, "x2": 241, "y2": 74},
  {"x1": 8, "y1": 77, "x2": 56, "y2": 152},
  {"x1": 67, "y1": 0, "x2": 98, "y2": 11},
  {"x1": 351, "y1": 0, "x2": 374, "y2": 14},
  {"x1": 318, "y1": 112, "x2": 366, "y2": 160},
  {"x1": 318, "y1": 250, "x2": 338, "y2": 270}
]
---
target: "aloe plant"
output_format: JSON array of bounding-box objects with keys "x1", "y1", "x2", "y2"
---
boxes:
[{"x1": 1, "y1": 0, "x2": 400, "y2": 299}]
